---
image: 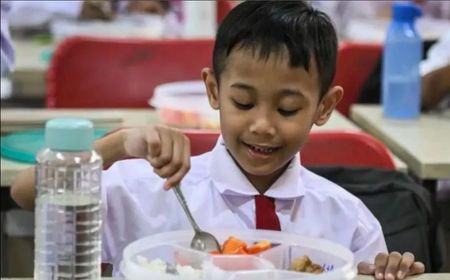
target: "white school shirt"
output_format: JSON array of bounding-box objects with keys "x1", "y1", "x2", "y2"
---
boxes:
[{"x1": 101, "y1": 137, "x2": 387, "y2": 275}]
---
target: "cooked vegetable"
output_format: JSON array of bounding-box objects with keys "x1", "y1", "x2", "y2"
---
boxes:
[
  {"x1": 212, "y1": 236, "x2": 272, "y2": 255},
  {"x1": 289, "y1": 255, "x2": 324, "y2": 274}
]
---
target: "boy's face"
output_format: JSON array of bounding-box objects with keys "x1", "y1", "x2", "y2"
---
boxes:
[{"x1": 203, "y1": 48, "x2": 342, "y2": 192}]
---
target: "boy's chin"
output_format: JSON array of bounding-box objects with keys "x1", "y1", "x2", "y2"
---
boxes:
[{"x1": 240, "y1": 161, "x2": 286, "y2": 177}]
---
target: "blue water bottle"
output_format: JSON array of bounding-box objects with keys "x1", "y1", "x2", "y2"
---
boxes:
[{"x1": 382, "y1": 2, "x2": 422, "y2": 120}]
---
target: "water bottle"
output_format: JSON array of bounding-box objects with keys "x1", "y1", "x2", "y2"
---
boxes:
[
  {"x1": 382, "y1": 2, "x2": 422, "y2": 120},
  {"x1": 34, "y1": 118, "x2": 103, "y2": 280}
]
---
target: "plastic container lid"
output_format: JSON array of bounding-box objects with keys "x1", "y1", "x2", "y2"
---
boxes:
[
  {"x1": 120, "y1": 229, "x2": 356, "y2": 280},
  {"x1": 1, "y1": 127, "x2": 108, "y2": 163}
]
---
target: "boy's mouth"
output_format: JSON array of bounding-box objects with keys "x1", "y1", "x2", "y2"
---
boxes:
[{"x1": 243, "y1": 142, "x2": 281, "y2": 156}]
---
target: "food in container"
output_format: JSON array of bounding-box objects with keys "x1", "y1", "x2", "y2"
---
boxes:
[{"x1": 121, "y1": 229, "x2": 356, "y2": 280}]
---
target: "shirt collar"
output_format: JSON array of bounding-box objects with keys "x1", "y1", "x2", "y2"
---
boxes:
[{"x1": 208, "y1": 136, "x2": 305, "y2": 199}]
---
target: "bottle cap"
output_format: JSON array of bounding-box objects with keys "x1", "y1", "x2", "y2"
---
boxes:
[
  {"x1": 392, "y1": 2, "x2": 422, "y2": 22},
  {"x1": 45, "y1": 118, "x2": 95, "y2": 151}
]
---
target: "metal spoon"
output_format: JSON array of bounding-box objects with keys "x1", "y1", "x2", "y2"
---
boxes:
[{"x1": 173, "y1": 185, "x2": 221, "y2": 253}]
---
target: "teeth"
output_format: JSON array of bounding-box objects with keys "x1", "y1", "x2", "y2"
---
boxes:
[{"x1": 251, "y1": 145, "x2": 274, "y2": 153}]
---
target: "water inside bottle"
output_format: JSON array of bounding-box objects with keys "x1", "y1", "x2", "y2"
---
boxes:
[{"x1": 34, "y1": 193, "x2": 101, "y2": 280}]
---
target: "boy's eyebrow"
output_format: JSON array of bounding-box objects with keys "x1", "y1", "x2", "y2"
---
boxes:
[
  {"x1": 280, "y1": 88, "x2": 306, "y2": 98},
  {"x1": 230, "y1": 82, "x2": 255, "y2": 92},
  {"x1": 231, "y1": 82, "x2": 306, "y2": 98}
]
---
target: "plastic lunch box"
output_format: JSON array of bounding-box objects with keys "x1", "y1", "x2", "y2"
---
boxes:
[
  {"x1": 149, "y1": 81, "x2": 220, "y2": 129},
  {"x1": 120, "y1": 229, "x2": 356, "y2": 280}
]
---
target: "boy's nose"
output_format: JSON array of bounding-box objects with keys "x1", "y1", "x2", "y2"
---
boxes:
[{"x1": 249, "y1": 115, "x2": 276, "y2": 136}]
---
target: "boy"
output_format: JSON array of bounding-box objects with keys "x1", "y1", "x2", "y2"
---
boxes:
[{"x1": 11, "y1": 1, "x2": 425, "y2": 279}]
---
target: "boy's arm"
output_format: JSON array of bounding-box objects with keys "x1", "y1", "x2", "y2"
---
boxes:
[
  {"x1": 421, "y1": 64, "x2": 450, "y2": 111},
  {"x1": 10, "y1": 125, "x2": 191, "y2": 210},
  {"x1": 10, "y1": 128, "x2": 129, "y2": 211}
]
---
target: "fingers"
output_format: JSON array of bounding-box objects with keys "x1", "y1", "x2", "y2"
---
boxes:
[
  {"x1": 396, "y1": 252, "x2": 414, "y2": 279},
  {"x1": 147, "y1": 126, "x2": 172, "y2": 168},
  {"x1": 163, "y1": 136, "x2": 191, "y2": 190},
  {"x1": 153, "y1": 132, "x2": 182, "y2": 183},
  {"x1": 384, "y1": 251, "x2": 402, "y2": 280},
  {"x1": 407, "y1": 261, "x2": 425, "y2": 276},
  {"x1": 371, "y1": 252, "x2": 426, "y2": 280},
  {"x1": 124, "y1": 125, "x2": 191, "y2": 189},
  {"x1": 146, "y1": 126, "x2": 191, "y2": 189},
  {"x1": 357, "y1": 262, "x2": 375, "y2": 275},
  {"x1": 143, "y1": 126, "x2": 161, "y2": 158},
  {"x1": 374, "y1": 253, "x2": 389, "y2": 280}
]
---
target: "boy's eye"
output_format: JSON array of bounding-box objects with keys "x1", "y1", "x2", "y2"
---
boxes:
[
  {"x1": 233, "y1": 100, "x2": 254, "y2": 110},
  {"x1": 278, "y1": 108, "x2": 299, "y2": 116}
]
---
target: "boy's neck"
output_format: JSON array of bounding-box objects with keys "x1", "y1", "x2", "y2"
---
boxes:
[{"x1": 245, "y1": 166, "x2": 288, "y2": 194}]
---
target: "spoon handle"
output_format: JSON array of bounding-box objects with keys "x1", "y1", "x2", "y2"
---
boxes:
[{"x1": 173, "y1": 185, "x2": 201, "y2": 232}]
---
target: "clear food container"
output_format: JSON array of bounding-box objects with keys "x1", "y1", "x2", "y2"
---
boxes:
[
  {"x1": 120, "y1": 229, "x2": 356, "y2": 280},
  {"x1": 149, "y1": 81, "x2": 220, "y2": 129}
]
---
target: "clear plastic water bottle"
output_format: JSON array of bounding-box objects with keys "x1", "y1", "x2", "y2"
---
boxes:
[
  {"x1": 34, "y1": 118, "x2": 103, "y2": 280},
  {"x1": 382, "y1": 2, "x2": 422, "y2": 120}
]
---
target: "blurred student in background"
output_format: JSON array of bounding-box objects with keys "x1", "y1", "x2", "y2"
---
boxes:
[
  {"x1": 7, "y1": 0, "x2": 174, "y2": 30},
  {"x1": 420, "y1": 30, "x2": 450, "y2": 111},
  {"x1": 312, "y1": 0, "x2": 450, "y2": 39}
]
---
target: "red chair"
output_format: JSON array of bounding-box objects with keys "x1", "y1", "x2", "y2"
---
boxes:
[
  {"x1": 47, "y1": 36, "x2": 214, "y2": 108},
  {"x1": 333, "y1": 42, "x2": 382, "y2": 117},
  {"x1": 301, "y1": 130, "x2": 396, "y2": 170},
  {"x1": 217, "y1": 0, "x2": 235, "y2": 24},
  {"x1": 183, "y1": 129, "x2": 220, "y2": 156},
  {"x1": 181, "y1": 129, "x2": 396, "y2": 170},
  {"x1": 183, "y1": 130, "x2": 396, "y2": 170}
]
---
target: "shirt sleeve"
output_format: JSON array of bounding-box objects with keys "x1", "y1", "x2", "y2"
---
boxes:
[
  {"x1": 100, "y1": 159, "x2": 180, "y2": 273},
  {"x1": 351, "y1": 201, "x2": 388, "y2": 265}
]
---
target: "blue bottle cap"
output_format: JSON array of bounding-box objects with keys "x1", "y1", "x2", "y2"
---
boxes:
[
  {"x1": 392, "y1": 2, "x2": 422, "y2": 22},
  {"x1": 45, "y1": 118, "x2": 95, "y2": 151}
]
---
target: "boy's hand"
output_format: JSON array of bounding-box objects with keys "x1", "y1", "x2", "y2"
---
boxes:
[
  {"x1": 358, "y1": 252, "x2": 425, "y2": 280},
  {"x1": 123, "y1": 125, "x2": 191, "y2": 189}
]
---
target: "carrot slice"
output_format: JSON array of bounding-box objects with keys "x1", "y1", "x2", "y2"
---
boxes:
[
  {"x1": 246, "y1": 240, "x2": 271, "y2": 254},
  {"x1": 222, "y1": 236, "x2": 248, "y2": 254}
]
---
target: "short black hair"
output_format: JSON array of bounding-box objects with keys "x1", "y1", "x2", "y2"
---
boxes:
[{"x1": 213, "y1": 1, "x2": 337, "y2": 97}]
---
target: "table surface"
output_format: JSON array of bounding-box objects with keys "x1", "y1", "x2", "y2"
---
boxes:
[
  {"x1": 351, "y1": 105, "x2": 450, "y2": 180},
  {"x1": 2, "y1": 274, "x2": 449, "y2": 280},
  {"x1": 0, "y1": 108, "x2": 405, "y2": 186}
]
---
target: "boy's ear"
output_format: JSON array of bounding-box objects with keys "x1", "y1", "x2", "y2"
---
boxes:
[
  {"x1": 202, "y1": 68, "x2": 220, "y2": 110},
  {"x1": 314, "y1": 86, "x2": 343, "y2": 126}
]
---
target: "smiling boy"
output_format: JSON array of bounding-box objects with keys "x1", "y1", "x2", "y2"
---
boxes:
[{"x1": 11, "y1": 1, "x2": 425, "y2": 279}]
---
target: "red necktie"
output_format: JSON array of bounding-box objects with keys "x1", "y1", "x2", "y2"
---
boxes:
[{"x1": 255, "y1": 195, "x2": 281, "y2": 231}]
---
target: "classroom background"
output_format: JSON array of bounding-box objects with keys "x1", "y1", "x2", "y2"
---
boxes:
[{"x1": 1, "y1": 0, "x2": 449, "y2": 279}]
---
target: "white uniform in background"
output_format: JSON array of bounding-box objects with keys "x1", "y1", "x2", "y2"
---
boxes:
[
  {"x1": 311, "y1": 0, "x2": 450, "y2": 39},
  {"x1": 7, "y1": 0, "x2": 83, "y2": 28},
  {"x1": 420, "y1": 31, "x2": 450, "y2": 76}
]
